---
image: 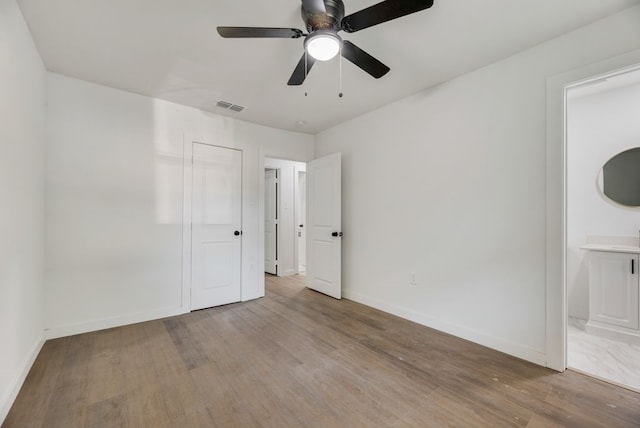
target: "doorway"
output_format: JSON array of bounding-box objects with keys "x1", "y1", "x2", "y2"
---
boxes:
[
  {"x1": 264, "y1": 158, "x2": 307, "y2": 277},
  {"x1": 565, "y1": 67, "x2": 640, "y2": 391},
  {"x1": 260, "y1": 154, "x2": 342, "y2": 300}
]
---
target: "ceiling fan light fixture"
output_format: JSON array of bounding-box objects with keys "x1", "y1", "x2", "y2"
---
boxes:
[{"x1": 305, "y1": 32, "x2": 341, "y2": 61}]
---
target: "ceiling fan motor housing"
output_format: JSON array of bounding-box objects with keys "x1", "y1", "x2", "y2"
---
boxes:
[{"x1": 302, "y1": 0, "x2": 345, "y2": 32}]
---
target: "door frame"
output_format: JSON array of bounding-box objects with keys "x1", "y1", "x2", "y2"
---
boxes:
[
  {"x1": 545, "y1": 49, "x2": 640, "y2": 371},
  {"x1": 258, "y1": 152, "x2": 309, "y2": 293},
  {"x1": 182, "y1": 135, "x2": 243, "y2": 312}
]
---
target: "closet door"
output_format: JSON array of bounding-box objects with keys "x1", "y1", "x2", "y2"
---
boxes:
[{"x1": 191, "y1": 143, "x2": 242, "y2": 310}]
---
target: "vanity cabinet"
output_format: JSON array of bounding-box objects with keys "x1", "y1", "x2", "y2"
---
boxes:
[{"x1": 588, "y1": 251, "x2": 639, "y2": 331}]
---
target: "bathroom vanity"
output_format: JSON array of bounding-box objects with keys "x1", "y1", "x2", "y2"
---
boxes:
[{"x1": 581, "y1": 243, "x2": 640, "y2": 344}]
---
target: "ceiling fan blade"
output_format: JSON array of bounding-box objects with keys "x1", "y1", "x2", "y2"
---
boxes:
[
  {"x1": 288, "y1": 53, "x2": 316, "y2": 86},
  {"x1": 217, "y1": 27, "x2": 304, "y2": 38},
  {"x1": 341, "y1": 41, "x2": 390, "y2": 79},
  {"x1": 341, "y1": 0, "x2": 434, "y2": 33},
  {"x1": 302, "y1": 0, "x2": 326, "y2": 14}
]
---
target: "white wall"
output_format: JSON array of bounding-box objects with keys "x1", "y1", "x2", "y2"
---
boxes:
[
  {"x1": 315, "y1": 5, "x2": 640, "y2": 365},
  {"x1": 567, "y1": 80, "x2": 640, "y2": 320},
  {"x1": 45, "y1": 73, "x2": 314, "y2": 337},
  {"x1": 0, "y1": 0, "x2": 46, "y2": 421},
  {"x1": 264, "y1": 158, "x2": 306, "y2": 276}
]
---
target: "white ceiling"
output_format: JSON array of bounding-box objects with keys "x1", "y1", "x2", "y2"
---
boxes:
[{"x1": 17, "y1": 0, "x2": 640, "y2": 134}]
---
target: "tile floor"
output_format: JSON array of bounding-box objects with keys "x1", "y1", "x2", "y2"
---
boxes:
[{"x1": 568, "y1": 317, "x2": 640, "y2": 392}]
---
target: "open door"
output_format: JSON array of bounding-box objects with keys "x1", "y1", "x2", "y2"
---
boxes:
[
  {"x1": 264, "y1": 168, "x2": 278, "y2": 275},
  {"x1": 297, "y1": 170, "x2": 307, "y2": 273},
  {"x1": 306, "y1": 153, "x2": 341, "y2": 299}
]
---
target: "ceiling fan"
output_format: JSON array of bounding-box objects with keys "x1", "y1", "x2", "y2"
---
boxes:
[{"x1": 217, "y1": 0, "x2": 434, "y2": 86}]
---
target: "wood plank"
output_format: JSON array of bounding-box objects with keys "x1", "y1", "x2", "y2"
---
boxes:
[
  {"x1": 1, "y1": 338, "x2": 69, "y2": 427},
  {"x1": 4, "y1": 274, "x2": 640, "y2": 427}
]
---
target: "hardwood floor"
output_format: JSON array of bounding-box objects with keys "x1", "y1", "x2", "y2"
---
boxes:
[{"x1": 4, "y1": 275, "x2": 640, "y2": 427}]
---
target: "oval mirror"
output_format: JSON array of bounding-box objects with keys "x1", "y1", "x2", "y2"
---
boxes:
[{"x1": 598, "y1": 147, "x2": 640, "y2": 207}]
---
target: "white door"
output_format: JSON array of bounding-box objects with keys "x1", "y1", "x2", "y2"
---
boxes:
[
  {"x1": 306, "y1": 153, "x2": 341, "y2": 299},
  {"x1": 297, "y1": 171, "x2": 307, "y2": 273},
  {"x1": 191, "y1": 143, "x2": 242, "y2": 310},
  {"x1": 264, "y1": 169, "x2": 278, "y2": 275}
]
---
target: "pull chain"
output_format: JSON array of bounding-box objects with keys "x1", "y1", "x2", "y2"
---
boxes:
[
  {"x1": 304, "y1": 51, "x2": 308, "y2": 97},
  {"x1": 338, "y1": 45, "x2": 343, "y2": 98}
]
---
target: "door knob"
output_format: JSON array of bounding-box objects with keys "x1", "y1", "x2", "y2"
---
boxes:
[
  {"x1": 331, "y1": 232, "x2": 343, "y2": 237},
  {"x1": 234, "y1": 230, "x2": 241, "y2": 236}
]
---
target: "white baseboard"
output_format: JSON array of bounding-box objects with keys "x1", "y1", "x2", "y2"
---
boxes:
[
  {"x1": 1, "y1": 335, "x2": 45, "y2": 424},
  {"x1": 585, "y1": 320, "x2": 640, "y2": 346},
  {"x1": 44, "y1": 306, "x2": 187, "y2": 340},
  {"x1": 343, "y1": 290, "x2": 546, "y2": 367},
  {"x1": 280, "y1": 269, "x2": 296, "y2": 277}
]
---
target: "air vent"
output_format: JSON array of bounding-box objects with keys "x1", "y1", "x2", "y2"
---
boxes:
[
  {"x1": 216, "y1": 100, "x2": 245, "y2": 113},
  {"x1": 216, "y1": 100, "x2": 233, "y2": 109}
]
